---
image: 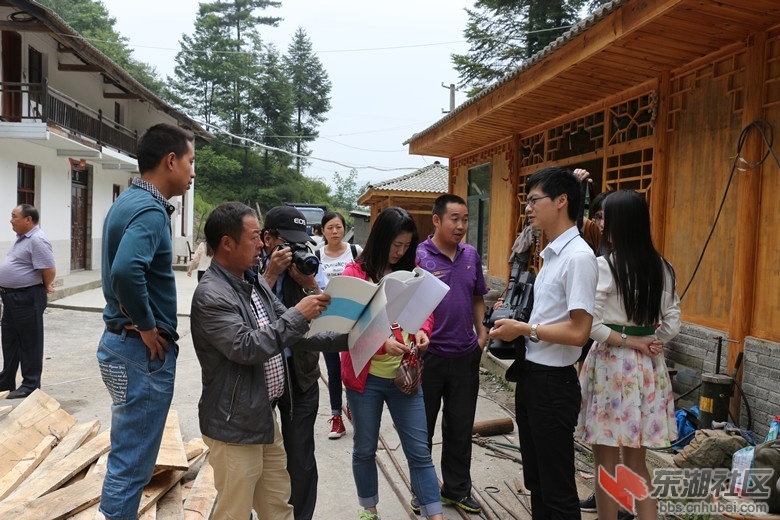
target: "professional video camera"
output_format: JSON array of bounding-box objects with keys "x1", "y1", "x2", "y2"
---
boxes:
[
  {"x1": 483, "y1": 261, "x2": 535, "y2": 360},
  {"x1": 278, "y1": 242, "x2": 320, "y2": 276}
]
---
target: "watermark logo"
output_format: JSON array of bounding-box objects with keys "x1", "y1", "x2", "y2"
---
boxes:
[
  {"x1": 597, "y1": 465, "x2": 773, "y2": 516},
  {"x1": 599, "y1": 464, "x2": 649, "y2": 513}
]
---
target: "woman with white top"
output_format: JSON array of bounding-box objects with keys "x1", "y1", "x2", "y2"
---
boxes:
[
  {"x1": 187, "y1": 241, "x2": 212, "y2": 281},
  {"x1": 316, "y1": 211, "x2": 362, "y2": 439},
  {"x1": 576, "y1": 190, "x2": 681, "y2": 520}
]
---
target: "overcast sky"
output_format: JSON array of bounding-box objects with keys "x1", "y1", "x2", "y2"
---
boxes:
[{"x1": 100, "y1": 0, "x2": 472, "y2": 188}]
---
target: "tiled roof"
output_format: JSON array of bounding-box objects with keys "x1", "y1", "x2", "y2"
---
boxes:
[
  {"x1": 366, "y1": 162, "x2": 448, "y2": 193},
  {"x1": 404, "y1": 0, "x2": 623, "y2": 145}
]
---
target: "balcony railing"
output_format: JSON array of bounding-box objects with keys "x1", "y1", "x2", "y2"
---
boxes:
[{"x1": 0, "y1": 79, "x2": 138, "y2": 156}]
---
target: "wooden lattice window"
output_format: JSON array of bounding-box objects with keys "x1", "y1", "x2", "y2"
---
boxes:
[
  {"x1": 519, "y1": 131, "x2": 545, "y2": 168},
  {"x1": 546, "y1": 112, "x2": 605, "y2": 162},
  {"x1": 605, "y1": 148, "x2": 654, "y2": 195},
  {"x1": 608, "y1": 93, "x2": 656, "y2": 145},
  {"x1": 765, "y1": 30, "x2": 780, "y2": 108}
]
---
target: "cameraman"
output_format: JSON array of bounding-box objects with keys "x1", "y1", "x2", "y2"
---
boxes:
[{"x1": 260, "y1": 205, "x2": 326, "y2": 520}]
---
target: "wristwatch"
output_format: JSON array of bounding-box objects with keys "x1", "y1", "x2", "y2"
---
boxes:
[
  {"x1": 620, "y1": 332, "x2": 628, "y2": 348},
  {"x1": 529, "y1": 323, "x2": 540, "y2": 343}
]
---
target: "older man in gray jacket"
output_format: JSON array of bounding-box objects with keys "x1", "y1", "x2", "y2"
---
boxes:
[{"x1": 191, "y1": 202, "x2": 345, "y2": 520}]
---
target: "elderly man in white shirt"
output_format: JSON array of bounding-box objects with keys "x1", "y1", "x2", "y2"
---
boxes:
[{"x1": 489, "y1": 166, "x2": 597, "y2": 520}]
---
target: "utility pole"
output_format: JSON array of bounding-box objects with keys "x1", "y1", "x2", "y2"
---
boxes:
[{"x1": 441, "y1": 82, "x2": 455, "y2": 113}]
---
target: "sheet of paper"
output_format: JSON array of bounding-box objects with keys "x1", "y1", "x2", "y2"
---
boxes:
[
  {"x1": 389, "y1": 267, "x2": 450, "y2": 333},
  {"x1": 305, "y1": 276, "x2": 379, "y2": 337},
  {"x1": 304, "y1": 267, "x2": 450, "y2": 375}
]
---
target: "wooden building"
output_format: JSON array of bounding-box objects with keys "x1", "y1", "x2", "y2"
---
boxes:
[
  {"x1": 406, "y1": 0, "x2": 780, "y2": 436},
  {"x1": 358, "y1": 161, "x2": 448, "y2": 240}
]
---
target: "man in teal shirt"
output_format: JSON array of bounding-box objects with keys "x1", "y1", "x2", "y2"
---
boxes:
[{"x1": 98, "y1": 123, "x2": 195, "y2": 520}]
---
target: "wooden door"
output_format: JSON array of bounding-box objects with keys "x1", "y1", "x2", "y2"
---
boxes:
[{"x1": 70, "y1": 171, "x2": 88, "y2": 271}]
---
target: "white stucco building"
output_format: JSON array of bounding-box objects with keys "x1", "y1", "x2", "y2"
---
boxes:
[{"x1": 0, "y1": 0, "x2": 206, "y2": 278}]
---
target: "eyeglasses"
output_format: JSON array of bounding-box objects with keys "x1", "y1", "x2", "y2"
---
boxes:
[{"x1": 526, "y1": 195, "x2": 551, "y2": 207}]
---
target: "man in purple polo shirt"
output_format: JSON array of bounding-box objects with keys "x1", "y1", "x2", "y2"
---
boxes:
[
  {"x1": 0, "y1": 204, "x2": 56, "y2": 399},
  {"x1": 416, "y1": 194, "x2": 488, "y2": 515}
]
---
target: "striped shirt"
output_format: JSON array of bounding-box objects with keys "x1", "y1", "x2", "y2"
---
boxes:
[{"x1": 249, "y1": 286, "x2": 285, "y2": 401}]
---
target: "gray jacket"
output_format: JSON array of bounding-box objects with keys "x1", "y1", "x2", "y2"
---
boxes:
[{"x1": 191, "y1": 261, "x2": 345, "y2": 444}]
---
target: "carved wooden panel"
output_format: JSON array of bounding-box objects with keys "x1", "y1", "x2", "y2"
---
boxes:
[
  {"x1": 546, "y1": 112, "x2": 605, "y2": 162},
  {"x1": 607, "y1": 92, "x2": 657, "y2": 145},
  {"x1": 765, "y1": 29, "x2": 780, "y2": 108},
  {"x1": 668, "y1": 49, "x2": 746, "y2": 131},
  {"x1": 519, "y1": 131, "x2": 545, "y2": 168}
]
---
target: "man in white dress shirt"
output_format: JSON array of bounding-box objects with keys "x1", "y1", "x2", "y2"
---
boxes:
[{"x1": 489, "y1": 166, "x2": 597, "y2": 519}]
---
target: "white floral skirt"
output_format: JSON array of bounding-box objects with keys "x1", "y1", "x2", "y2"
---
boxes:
[{"x1": 576, "y1": 341, "x2": 677, "y2": 448}]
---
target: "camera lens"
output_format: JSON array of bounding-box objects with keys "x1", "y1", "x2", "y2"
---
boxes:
[{"x1": 293, "y1": 249, "x2": 320, "y2": 276}]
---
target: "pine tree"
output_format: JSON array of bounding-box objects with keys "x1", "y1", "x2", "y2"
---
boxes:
[
  {"x1": 453, "y1": 0, "x2": 610, "y2": 96},
  {"x1": 283, "y1": 28, "x2": 332, "y2": 174}
]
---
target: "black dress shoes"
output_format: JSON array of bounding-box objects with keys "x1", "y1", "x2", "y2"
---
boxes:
[{"x1": 6, "y1": 389, "x2": 31, "y2": 399}]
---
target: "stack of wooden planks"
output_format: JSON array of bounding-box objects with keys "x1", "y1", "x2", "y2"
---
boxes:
[{"x1": 0, "y1": 389, "x2": 217, "y2": 519}]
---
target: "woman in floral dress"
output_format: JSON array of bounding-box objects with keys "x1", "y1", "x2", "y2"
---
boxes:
[{"x1": 576, "y1": 190, "x2": 681, "y2": 520}]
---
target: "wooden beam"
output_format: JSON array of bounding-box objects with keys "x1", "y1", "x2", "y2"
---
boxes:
[
  {"x1": 28, "y1": 420, "x2": 101, "y2": 482},
  {"x1": 58, "y1": 63, "x2": 103, "y2": 73},
  {"x1": 156, "y1": 481, "x2": 184, "y2": 518},
  {"x1": 650, "y1": 71, "x2": 670, "y2": 252},
  {"x1": 103, "y1": 92, "x2": 141, "y2": 99},
  {"x1": 0, "y1": 435, "x2": 58, "y2": 500},
  {"x1": 0, "y1": 471, "x2": 104, "y2": 519},
  {"x1": 66, "y1": 453, "x2": 108, "y2": 520},
  {"x1": 727, "y1": 30, "x2": 767, "y2": 419},
  {"x1": 0, "y1": 20, "x2": 49, "y2": 32},
  {"x1": 154, "y1": 409, "x2": 189, "y2": 472},
  {"x1": 182, "y1": 457, "x2": 217, "y2": 520},
  {"x1": 137, "y1": 439, "x2": 208, "y2": 517},
  {"x1": 0, "y1": 429, "x2": 111, "y2": 511},
  {"x1": 0, "y1": 390, "x2": 76, "y2": 478}
]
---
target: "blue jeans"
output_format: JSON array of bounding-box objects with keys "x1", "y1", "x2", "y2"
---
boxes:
[
  {"x1": 323, "y1": 351, "x2": 343, "y2": 414},
  {"x1": 346, "y1": 374, "x2": 443, "y2": 517},
  {"x1": 97, "y1": 330, "x2": 178, "y2": 520}
]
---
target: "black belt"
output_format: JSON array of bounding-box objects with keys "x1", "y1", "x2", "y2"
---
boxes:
[
  {"x1": 522, "y1": 359, "x2": 574, "y2": 372},
  {"x1": 0, "y1": 284, "x2": 43, "y2": 294},
  {"x1": 106, "y1": 327, "x2": 174, "y2": 341}
]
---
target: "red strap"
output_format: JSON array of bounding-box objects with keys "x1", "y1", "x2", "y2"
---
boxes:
[
  {"x1": 391, "y1": 322, "x2": 416, "y2": 349},
  {"x1": 391, "y1": 322, "x2": 405, "y2": 343}
]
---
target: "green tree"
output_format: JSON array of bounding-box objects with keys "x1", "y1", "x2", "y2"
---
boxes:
[
  {"x1": 168, "y1": 9, "x2": 232, "y2": 126},
  {"x1": 38, "y1": 0, "x2": 164, "y2": 94},
  {"x1": 192, "y1": 192, "x2": 215, "y2": 242},
  {"x1": 453, "y1": 0, "x2": 609, "y2": 96},
  {"x1": 192, "y1": 145, "x2": 244, "y2": 203},
  {"x1": 283, "y1": 28, "x2": 332, "y2": 173},
  {"x1": 247, "y1": 43, "x2": 296, "y2": 169},
  {"x1": 331, "y1": 170, "x2": 368, "y2": 213}
]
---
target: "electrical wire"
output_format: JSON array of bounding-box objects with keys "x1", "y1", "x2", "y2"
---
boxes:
[
  {"x1": 194, "y1": 119, "x2": 423, "y2": 173},
  {"x1": 52, "y1": 23, "x2": 580, "y2": 57},
  {"x1": 679, "y1": 120, "x2": 778, "y2": 301}
]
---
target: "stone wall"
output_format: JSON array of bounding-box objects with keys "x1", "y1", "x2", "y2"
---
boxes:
[{"x1": 666, "y1": 322, "x2": 780, "y2": 441}]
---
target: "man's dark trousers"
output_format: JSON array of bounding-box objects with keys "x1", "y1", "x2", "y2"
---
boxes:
[
  {"x1": 0, "y1": 285, "x2": 47, "y2": 392},
  {"x1": 421, "y1": 347, "x2": 481, "y2": 499},
  {"x1": 278, "y1": 364, "x2": 319, "y2": 520},
  {"x1": 515, "y1": 362, "x2": 582, "y2": 520}
]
